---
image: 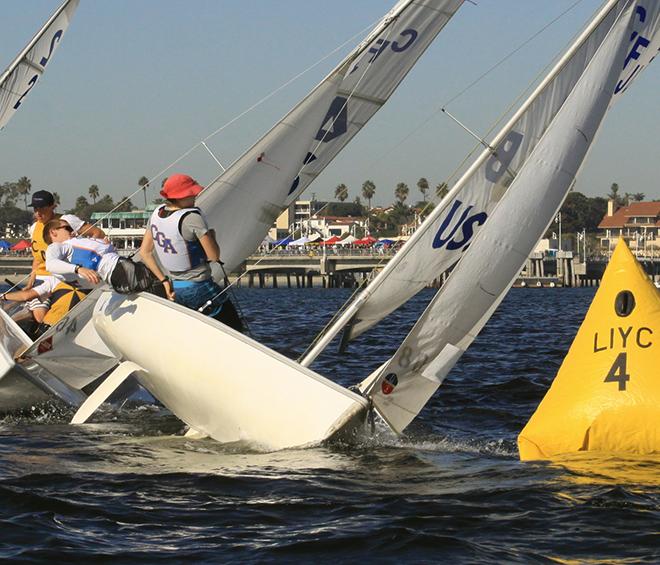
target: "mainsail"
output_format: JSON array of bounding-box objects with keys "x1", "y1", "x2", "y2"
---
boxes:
[
  {"x1": 301, "y1": 0, "x2": 660, "y2": 366},
  {"x1": 359, "y1": 0, "x2": 659, "y2": 434},
  {"x1": 17, "y1": 0, "x2": 464, "y2": 406},
  {"x1": 197, "y1": 0, "x2": 464, "y2": 273},
  {"x1": 0, "y1": 0, "x2": 79, "y2": 130}
]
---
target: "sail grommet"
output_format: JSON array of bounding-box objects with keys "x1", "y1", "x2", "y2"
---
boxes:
[{"x1": 614, "y1": 290, "x2": 635, "y2": 317}]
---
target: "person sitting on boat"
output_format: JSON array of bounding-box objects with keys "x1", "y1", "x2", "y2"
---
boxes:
[
  {"x1": 1, "y1": 276, "x2": 90, "y2": 339},
  {"x1": 26, "y1": 190, "x2": 105, "y2": 321},
  {"x1": 44, "y1": 218, "x2": 159, "y2": 294},
  {"x1": 139, "y1": 173, "x2": 243, "y2": 332}
]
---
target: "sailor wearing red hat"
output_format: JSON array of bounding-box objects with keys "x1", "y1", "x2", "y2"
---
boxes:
[{"x1": 140, "y1": 174, "x2": 243, "y2": 331}]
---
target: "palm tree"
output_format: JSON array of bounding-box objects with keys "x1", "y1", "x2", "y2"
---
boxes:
[
  {"x1": 138, "y1": 176, "x2": 150, "y2": 209},
  {"x1": 334, "y1": 183, "x2": 349, "y2": 202},
  {"x1": 52, "y1": 192, "x2": 61, "y2": 205},
  {"x1": 417, "y1": 177, "x2": 429, "y2": 202},
  {"x1": 361, "y1": 180, "x2": 376, "y2": 210},
  {"x1": 88, "y1": 184, "x2": 100, "y2": 203},
  {"x1": 394, "y1": 182, "x2": 409, "y2": 204},
  {"x1": 16, "y1": 176, "x2": 31, "y2": 210},
  {"x1": 608, "y1": 182, "x2": 624, "y2": 207},
  {"x1": 632, "y1": 192, "x2": 646, "y2": 202},
  {"x1": 436, "y1": 182, "x2": 449, "y2": 200}
]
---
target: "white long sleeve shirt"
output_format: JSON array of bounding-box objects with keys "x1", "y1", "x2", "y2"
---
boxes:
[{"x1": 46, "y1": 237, "x2": 120, "y2": 285}]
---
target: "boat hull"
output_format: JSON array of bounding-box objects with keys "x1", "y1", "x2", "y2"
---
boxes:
[
  {"x1": 93, "y1": 291, "x2": 369, "y2": 450},
  {"x1": 0, "y1": 349, "x2": 49, "y2": 412}
]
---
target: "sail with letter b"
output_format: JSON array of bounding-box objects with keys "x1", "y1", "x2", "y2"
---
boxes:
[
  {"x1": 361, "y1": 0, "x2": 659, "y2": 434},
  {"x1": 301, "y1": 0, "x2": 660, "y2": 365}
]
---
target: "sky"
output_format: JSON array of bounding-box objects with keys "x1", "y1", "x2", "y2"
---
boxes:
[{"x1": 0, "y1": 0, "x2": 658, "y2": 210}]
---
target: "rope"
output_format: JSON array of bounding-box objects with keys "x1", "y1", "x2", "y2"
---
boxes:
[
  {"x1": 4, "y1": 16, "x2": 382, "y2": 298},
  {"x1": 191, "y1": 12, "x2": 410, "y2": 311},
  {"x1": 74, "y1": 17, "x2": 381, "y2": 238},
  {"x1": 360, "y1": 0, "x2": 588, "y2": 197}
]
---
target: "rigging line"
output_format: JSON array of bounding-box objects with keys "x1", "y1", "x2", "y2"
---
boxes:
[
  {"x1": 358, "y1": 0, "x2": 588, "y2": 189},
  {"x1": 199, "y1": 18, "x2": 381, "y2": 147},
  {"x1": 194, "y1": 7, "x2": 411, "y2": 311},
  {"x1": 198, "y1": 201, "x2": 334, "y2": 306},
  {"x1": 285, "y1": 6, "x2": 408, "y2": 195},
  {"x1": 77, "y1": 18, "x2": 382, "y2": 236},
  {"x1": 442, "y1": 0, "x2": 588, "y2": 107}
]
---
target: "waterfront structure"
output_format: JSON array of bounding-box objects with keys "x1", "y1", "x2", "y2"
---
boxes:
[
  {"x1": 268, "y1": 200, "x2": 325, "y2": 241},
  {"x1": 268, "y1": 200, "x2": 367, "y2": 240},
  {"x1": 90, "y1": 207, "x2": 154, "y2": 253},
  {"x1": 598, "y1": 200, "x2": 660, "y2": 254}
]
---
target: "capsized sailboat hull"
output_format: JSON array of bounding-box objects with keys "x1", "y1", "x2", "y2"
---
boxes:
[
  {"x1": 518, "y1": 240, "x2": 660, "y2": 460},
  {"x1": 92, "y1": 291, "x2": 369, "y2": 450}
]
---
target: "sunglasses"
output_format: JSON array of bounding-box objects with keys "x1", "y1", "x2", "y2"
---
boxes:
[{"x1": 54, "y1": 225, "x2": 74, "y2": 233}]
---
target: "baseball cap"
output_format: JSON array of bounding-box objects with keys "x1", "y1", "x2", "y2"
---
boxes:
[{"x1": 30, "y1": 190, "x2": 55, "y2": 207}]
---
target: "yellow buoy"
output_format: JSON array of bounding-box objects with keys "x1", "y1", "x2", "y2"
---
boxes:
[{"x1": 518, "y1": 239, "x2": 660, "y2": 460}]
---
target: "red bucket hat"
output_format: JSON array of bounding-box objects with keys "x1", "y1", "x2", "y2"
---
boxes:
[{"x1": 160, "y1": 174, "x2": 204, "y2": 200}]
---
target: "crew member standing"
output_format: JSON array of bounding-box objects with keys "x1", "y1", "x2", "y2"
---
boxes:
[{"x1": 139, "y1": 174, "x2": 243, "y2": 332}]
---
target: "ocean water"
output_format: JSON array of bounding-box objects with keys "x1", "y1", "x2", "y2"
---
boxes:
[{"x1": 0, "y1": 287, "x2": 658, "y2": 563}]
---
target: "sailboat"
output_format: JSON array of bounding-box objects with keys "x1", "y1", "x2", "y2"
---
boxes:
[
  {"x1": 0, "y1": 0, "x2": 88, "y2": 409},
  {"x1": 69, "y1": 0, "x2": 659, "y2": 450},
  {"x1": 518, "y1": 239, "x2": 659, "y2": 459},
  {"x1": 1, "y1": 0, "x2": 466, "y2": 412},
  {"x1": 0, "y1": 0, "x2": 79, "y2": 130}
]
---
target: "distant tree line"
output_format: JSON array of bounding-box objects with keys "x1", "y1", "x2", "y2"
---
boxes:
[{"x1": 0, "y1": 174, "x2": 654, "y2": 242}]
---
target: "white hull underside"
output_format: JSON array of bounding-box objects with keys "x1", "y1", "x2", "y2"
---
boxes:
[{"x1": 93, "y1": 291, "x2": 369, "y2": 450}]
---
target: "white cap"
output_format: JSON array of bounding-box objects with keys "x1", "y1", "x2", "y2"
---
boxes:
[{"x1": 59, "y1": 214, "x2": 85, "y2": 234}]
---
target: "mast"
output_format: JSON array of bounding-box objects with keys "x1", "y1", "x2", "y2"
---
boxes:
[{"x1": 299, "y1": 0, "x2": 622, "y2": 368}]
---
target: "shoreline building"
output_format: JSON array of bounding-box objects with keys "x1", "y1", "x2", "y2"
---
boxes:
[
  {"x1": 598, "y1": 200, "x2": 660, "y2": 255},
  {"x1": 267, "y1": 200, "x2": 368, "y2": 241},
  {"x1": 90, "y1": 207, "x2": 155, "y2": 255}
]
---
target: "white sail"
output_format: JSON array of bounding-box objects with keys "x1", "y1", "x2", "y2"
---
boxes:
[
  {"x1": 0, "y1": 0, "x2": 79, "y2": 130},
  {"x1": 302, "y1": 0, "x2": 660, "y2": 362},
  {"x1": 16, "y1": 0, "x2": 463, "y2": 407},
  {"x1": 361, "y1": 0, "x2": 658, "y2": 434},
  {"x1": 197, "y1": 0, "x2": 464, "y2": 273}
]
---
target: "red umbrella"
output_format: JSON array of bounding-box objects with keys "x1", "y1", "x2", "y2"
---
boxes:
[
  {"x1": 353, "y1": 236, "x2": 377, "y2": 246},
  {"x1": 319, "y1": 236, "x2": 341, "y2": 246},
  {"x1": 10, "y1": 239, "x2": 31, "y2": 251}
]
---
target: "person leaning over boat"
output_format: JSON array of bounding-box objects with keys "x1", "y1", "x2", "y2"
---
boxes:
[
  {"x1": 44, "y1": 218, "x2": 159, "y2": 294},
  {"x1": 139, "y1": 173, "x2": 243, "y2": 332},
  {"x1": 26, "y1": 190, "x2": 105, "y2": 320},
  {"x1": 1, "y1": 275, "x2": 89, "y2": 339}
]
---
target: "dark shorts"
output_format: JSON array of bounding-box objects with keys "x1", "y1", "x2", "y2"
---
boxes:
[{"x1": 110, "y1": 258, "x2": 159, "y2": 295}]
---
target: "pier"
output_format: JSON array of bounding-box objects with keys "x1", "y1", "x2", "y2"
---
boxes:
[{"x1": 2, "y1": 252, "x2": 659, "y2": 289}]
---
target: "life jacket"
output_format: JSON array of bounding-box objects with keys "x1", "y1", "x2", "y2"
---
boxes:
[
  {"x1": 149, "y1": 205, "x2": 206, "y2": 272},
  {"x1": 42, "y1": 282, "x2": 90, "y2": 326},
  {"x1": 30, "y1": 214, "x2": 60, "y2": 275}
]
